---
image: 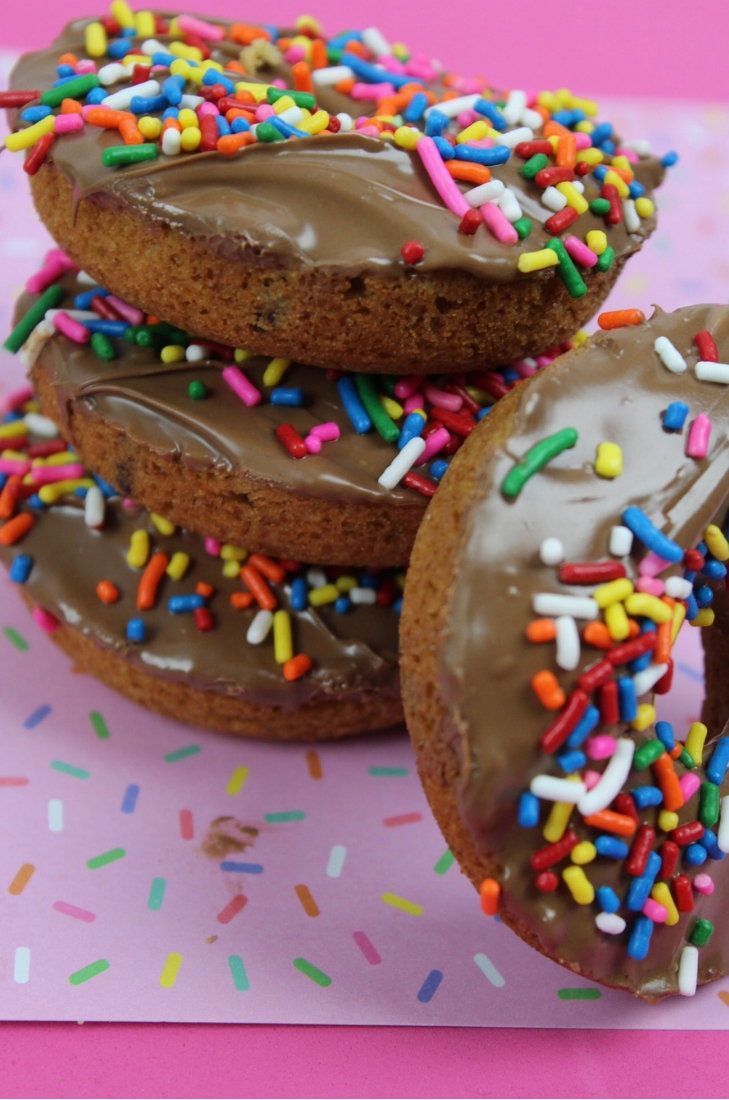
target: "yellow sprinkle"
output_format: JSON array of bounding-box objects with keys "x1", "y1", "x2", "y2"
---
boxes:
[
  {"x1": 134, "y1": 10, "x2": 156, "y2": 38},
  {"x1": 335, "y1": 575, "x2": 357, "y2": 593},
  {"x1": 537, "y1": 91, "x2": 559, "y2": 112},
  {"x1": 517, "y1": 249, "x2": 560, "y2": 274},
  {"x1": 572, "y1": 330, "x2": 589, "y2": 346},
  {"x1": 586, "y1": 230, "x2": 607, "y2": 256},
  {"x1": 262, "y1": 357, "x2": 291, "y2": 386},
  {"x1": 138, "y1": 116, "x2": 162, "y2": 140},
  {"x1": 121, "y1": 54, "x2": 149, "y2": 69},
  {"x1": 593, "y1": 578, "x2": 634, "y2": 609},
  {"x1": 177, "y1": 109, "x2": 198, "y2": 130},
  {"x1": 32, "y1": 450, "x2": 76, "y2": 467},
  {"x1": 0, "y1": 421, "x2": 27, "y2": 439},
  {"x1": 394, "y1": 125, "x2": 422, "y2": 150},
  {"x1": 3, "y1": 449, "x2": 30, "y2": 462},
  {"x1": 126, "y1": 529, "x2": 150, "y2": 569},
  {"x1": 234, "y1": 82, "x2": 270, "y2": 104},
  {"x1": 595, "y1": 442, "x2": 623, "y2": 479},
  {"x1": 166, "y1": 552, "x2": 190, "y2": 580},
  {"x1": 272, "y1": 95, "x2": 296, "y2": 114},
  {"x1": 651, "y1": 882, "x2": 679, "y2": 926},
  {"x1": 685, "y1": 722, "x2": 708, "y2": 767},
  {"x1": 167, "y1": 15, "x2": 182, "y2": 36},
  {"x1": 159, "y1": 951, "x2": 182, "y2": 988},
  {"x1": 222, "y1": 560, "x2": 241, "y2": 578},
  {"x1": 692, "y1": 608, "x2": 715, "y2": 627},
  {"x1": 632, "y1": 704, "x2": 656, "y2": 732},
  {"x1": 22, "y1": 400, "x2": 40, "y2": 414},
  {"x1": 226, "y1": 766, "x2": 249, "y2": 795},
  {"x1": 150, "y1": 513, "x2": 175, "y2": 536},
  {"x1": 624, "y1": 593, "x2": 672, "y2": 623},
  {"x1": 308, "y1": 584, "x2": 339, "y2": 607},
  {"x1": 670, "y1": 600, "x2": 686, "y2": 643},
  {"x1": 569, "y1": 96, "x2": 599, "y2": 117},
  {"x1": 570, "y1": 841, "x2": 597, "y2": 865},
  {"x1": 575, "y1": 120, "x2": 595, "y2": 134},
  {"x1": 380, "y1": 395, "x2": 403, "y2": 419},
  {"x1": 297, "y1": 109, "x2": 330, "y2": 135},
  {"x1": 220, "y1": 544, "x2": 247, "y2": 562},
  {"x1": 5, "y1": 114, "x2": 55, "y2": 152},
  {"x1": 547, "y1": 134, "x2": 559, "y2": 154},
  {"x1": 84, "y1": 21, "x2": 107, "y2": 58},
  {"x1": 658, "y1": 810, "x2": 679, "y2": 833},
  {"x1": 575, "y1": 147, "x2": 603, "y2": 166},
  {"x1": 110, "y1": 0, "x2": 135, "y2": 28},
  {"x1": 465, "y1": 386, "x2": 495, "y2": 405},
  {"x1": 391, "y1": 42, "x2": 408, "y2": 60},
  {"x1": 610, "y1": 155, "x2": 634, "y2": 179},
  {"x1": 556, "y1": 181, "x2": 589, "y2": 214},
  {"x1": 295, "y1": 13, "x2": 322, "y2": 32},
  {"x1": 604, "y1": 169, "x2": 630, "y2": 198},
  {"x1": 381, "y1": 892, "x2": 422, "y2": 916},
  {"x1": 37, "y1": 478, "x2": 94, "y2": 503},
  {"x1": 456, "y1": 121, "x2": 490, "y2": 144},
  {"x1": 604, "y1": 601, "x2": 630, "y2": 641},
  {"x1": 543, "y1": 776, "x2": 582, "y2": 841},
  {"x1": 635, "y1": 197, "x2": 655, "y2": 219},
  {"x1": 704, "y1": 524, "x2": 729, "y2": 562},
  {"x1": 180, "y1": 127, "x2": 201, "y2": 152},
  {"x1": 169, "y1": 59, "x2": 192, "y2": 79},
  {"x1": 234, "y1": 348, "x2": 255, "y2": 362},
  {"x1": 200, "y1": 60, "x2": 223, "y2": 73},
  {"x1": 562, "y1": 865, "x2": 594, "y2": 905},
  {"x1": 169, "y1": 41, "x2": 203, "y2": 62},
  {"x1": 273, "y1": 610, "x2": 293, "y2": 664},
  {"x1": 160, "y1": 344, "x2": 185, "y2": 363}
]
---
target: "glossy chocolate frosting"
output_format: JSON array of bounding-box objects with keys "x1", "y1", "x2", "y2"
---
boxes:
[
  {"x1": 10, "y1": 15, "x2": 664, "y2": 282},
  {"x1": 435, "y1": 305, "x2": 729, "y2": 998},
  {"x1": 0, "y1": 494, "x2": 400, "y2": 710}
]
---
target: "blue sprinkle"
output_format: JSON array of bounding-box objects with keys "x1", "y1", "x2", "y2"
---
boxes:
[
  {"x1": 162, "y1": 106, "x2": 180, "y2": 121},
  {"x1": 270, "y1": 388, "x2": 304, "y2": 407},
  {"x1": 162, "y1": 75, "x2": 184, "y2": 105},
  {"x1": 202, "y1": 69, "x2": 235, "y2": 94},
  {"x1": 454, "y1": 143, "x2": 510, "y2": 166},
  {"x1": 699, "y1": 828, "x2": 725, "y2": 861},
  {"x1": 617, "y1": 676, "x2": 637, "y2": 723},
  {"x1": 702, "y1": 560, "x2": 726, "y2": 579},
  {"x1": 0, "y1": 473, "x2": 7, "y2": 491},
  {"x1": 340, "y1": 51, "x2": 419, "y2": 90},
  {"x1": 697, "y1": 541, "x2": 708, "y2": 556},
  {"x1": 430, "y1": 459, "x2": 450, "y2": 482},
  {"x1": 684, "y1": 843, "x2": 708, "y2": 866},
  {"x1": 54, "y1": 70, "x2": 77, "y2": 84},
  {"x1": 360, "y1": 574, "x2": 378, "y2": 589},
  {"x1": 74, "y1": 487, "x2": 88, "y2": 498},
  {"x1": 590, "y1": 122, "x2": 613, "y2": 146},
  {"x1": 661, "y1": 151, "x2": 679, "y2": 167},
  {"x1": 627, "y1": 180, "x2": 645, "y2": 199},
  {"x1": 168, "y1": 594, "x2": 205, "y2": 614},
  {"x1": 151, "y1": 51, "x2": 176, "y2": 67},
  {"x1": 476, "y1": 407, "x2": 491, "y2": 420},
  {"x1": 626, "y1": 852, "x2": 661, "y2": 910},
  {"x1": 398, "y1": 411, "x2": 426, "y2": 451},
  {"x1": 336, "y1": 377, "x2": 371, "y2": 434},
  {"x1": 432, "y1": 135, "x2": 454, "y2": 160},
  {"x1": 9, "y1": 555, "x2": 32, "y2": 584},
  {"x1": 600, "y1": 139, "x2": 616, "y2": 155},
  {"x1": 424, "y1": 109, "x2": 449, "y2": 138},
  {"x1": 217, "y1": 115, "x2": 232, "y2": 137},
  {"x1": 220, "y1": 861, "x2": 263, "y2": 873},
  {"x1": 107, "y1": 38, "x2": 133, "y2": 59},
  {"x1": 416, "y1": 969, "x2": 444, "y2": 1003},
  {"x1": 517, "y1": 791, "x2": 540, "y2": 828},
  {"x1": 28, "y1": 494, "x2": 45, "y2": 510},
  {"x1": 695, "y1": 585, "x2": 714, "y2": 608},
  {"x1": 327, "y1": 30, "x2": 362, "y2": 50},
  {"x1": 127, "y1": 618, "x2": 145, "y2": 642},
  {"x1": 592, "y1": 164, "x2": 608, "y2": 182},
  {"x1": 121, "y1": 784, "x2": 140, "y2": 814},
  {"x1": 83, "y1": 320, "x2": 129, "y2": 337},
  {"x1": 3, "y1": 411, "x2": 23, "y2": 422},
  {"x1": 502, "y1": 367, "x2": 520, "y2": 384},
  {"x1": 474, "y1": 98, "x2": 507, "y2": 130},
  {"x1": 655, "y1": 721, "x2": 675, "y2": 752},
  {"x1": 556, "y1": 749, "x2": 586, "y2": 774},
  {"x1": 86, "y1": 87, "x2": 106, "y2": 105},
  {"x1": 130, "y1": 94, "x2": 167, "y2": 114},
  {"x1": 403, "y1": 91, "x2": 428, "y2": 123},
  {"x1": 231, "y1": 117, "x2": 250, "y2": 134},
  {"x1": 622, "y1": 506, "x2": 683, "y2": 563},
  {"x1": 92, "y1": 474, "x2": 117, "y2": 499},
  {"x1": 686, "y1": 592, "x2": 699, "y2": 621},
  {"x1": 627, "y1": 915, "x2": 654, "y2": 961},
  {"x1": 334, "y1": 596, "x2": 350, "y2": 614},
  {"x1": 75, "y1": 287, "x2": 109, "y2": 310},
  {"x1": 290, "y1": 577, "x2": 308, "y2": 611},
  {"x1": 23, "y1": 703, "x2": 51, "y2": 729},
  {"x1": 270, "y1": 116, "x2": 311, "y2": 140},
  {"x1": 21, "y1": 105, "x2": 52, "y2": 123},
  {"x1": 564, "y1": 704, "x2": 600, "y2": 749},
  {"x1": 595, "y1": 835, "x2": 629, "y2": 860},
  {"x1": 595, "y1": 885, "x2": 620, "y2": 914},
  {"x1": 707, "y1": 738, "x2": 729, "y2": 785},
  {"x1": 393, "y1": 597, "x2": 403, "y2": 614},
  {"x1": 684, "y1": 570, "x2": 697, "y2": 585},
  {"x1": 631, "y1": 786, "x2": 664, "y2": 810}
]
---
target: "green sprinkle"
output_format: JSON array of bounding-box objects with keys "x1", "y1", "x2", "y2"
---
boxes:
[
  {"x1": 89, "y1": 711, "x2": 109, "y2": 740},
  {"x1": 4, "y1": 284, "x2": 64, "y2": 353},
  {"x1": 379, "y1": 374, "x2": 396, "y2": 397},
  {"x1": 136, "y1": 328, "x2": 167, "y2": 349},
  {"x1": 501, "y1": 428, "x2": 578, "y2": 499},
  {"x1": 434, "y1": 849, "x2": 455, "y2": 875},
  {"x1": 368, "y1": 766, "x2": 408, "y2": 777},
  {"x1": 41, "y1": 74, "x2": 99, "y2": 107},
  {"x1": 123, "y1": 325, "x2": 141, "y2": 344},
  {"x1": 101, "y1": 143, "x2": 159, "y2": 168},
  {"x1": 4, "y1": 626, "x2": 29, "y2": 652},
  {"x1": 264, "y1": 810, "x2": 305, "y2": 823},
  {"x1": 679, "y1": 747, "x2": 695, "y2": 770},
  {"x1": 87, "y1": 847, "x2": 126, "y2": 870},
  {"x1": 690, "y1": 918, "x2": 714, "y2": 947},
  {"x1": 256, "y1": 121, "x2": 286, "y2": 143},
  {"x1": 147, "y1": 877, "x2": 166, "y2": 910},
  {"x1": 521, "y1": 153, "x2": 549, "y2": 179},
  {"x1": 68, "y1": 958, "x2": 110, "y2": 985},
  {"x1": 596, "y1": 246, "x2": 614, "y2": 272},
  {"x1": 699, "y1": 782, "x2": 720, "y2": 827},
  {"x1": 188, "y1": 380, "x2": 207, "y2": 400},
  {"x1": 90, "y1": 331, "x2": 115, "y2": 361},
  {"x1": 354, "y1": 374, "x2": 400, "y2": 443},
  {"x1": 590, "y1": 197, "x2": 611, "y2": 216},
  {"x1": 267, "y1": 87, "x2": 316, "y2": 110},
  {"x1": 228, "y1": 955, "x2": 250, "y2": 991},
  {"x1": 51, "y1": 760, "x2": 89, "y2": 780},
  {"x1": 513, "y1": 216, "x2": 532, "y2": 239},
  {"x1": 164, "y1": 744, "x2": 201, "y2": 763},
  {"x1": 293, "y1": 957, "x2": 332, "y2": 987},
  {"x1": 558, "y1": 987, "x2": 601, "y2": 1000},
  {"x1": 632, "y1": 740, "x2": 665, "y2": 770},
  {"x1": 545, "y1": 238, "x2": 587, "y2": 299}
]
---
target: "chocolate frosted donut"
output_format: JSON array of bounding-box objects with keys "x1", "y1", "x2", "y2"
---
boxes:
[
  {"x1": 0, "y1": 411, "x2": 402, "y2": 740},
  {"x1": 8, "y1": 12, "x2": 670, "y2": 373},
  {"x1": 401, "y1": 304, "x2": 729, "y2": 999}
]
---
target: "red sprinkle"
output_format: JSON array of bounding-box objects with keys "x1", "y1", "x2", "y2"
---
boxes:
[
  {"x1": 275, "y1": 423, "x2": 307, "y2": 459},
  {"x1": 402, "y1": 471, "x2": 437, "y2": 497},
  {"x1": 27, "y1": 440, "x2": 67, "y2": 458},
  {"x1": 22, "y1": 131, "x2": 55, "y2": 176},
  {"x1": 653, "y1": 658, "x2": 674, "y2": 695},
  {"x1": 430, "y1": 408, "x2": 476, "y2": 437},
  {"x1": 540, "y1": 690, "x2": 589, "y2": 754},
  {"x1": 376, "y1": 577, "x2": 398, "y2": 607},
  {"x1": 695, "y1": 330, "x2": 719, "y2": 362},
  {"x1": 0, "y1": 90, "x2": 41, "y2": 108},
  {"x1": 534, "y1": 166, "x2": 575, "y2": 188},
  {"x1": 193, "y1": 606, "x2": 214, "y2": 631},
  {"x1": 672, "y1": 821, "x2": 705, "y2": 846},
  {"x1": 535, "y1": 871, "x2": 559, "y2": 892},
  {"x1": 443, "y1": 382, "x2": 480, "y2": 415},
  {"x1": 575, "y1": 161, "x2": 591, "y2": 177},
  {"x1": 530, "y1": 829, "x2": 579, "y2": 871},
  {"x1": 602, "y1": 183, "x2": 623, "y2": 224},
  {"x1": 684, "y1": 548, "x2": 705, "y2": 571},
  {"x1": 91, "y1": 294, "x2": 124, "y2": 321},
  {"x1": 673, "y1": 874, "x2": 694, "y2": 913},
  {"x1": 199, "y1": 114, "x2": 220, "y2": 152},
  {"x1": 544, "y1": 207, "x2": 579, "y2": 235},
  {"x1": 614, "y1": 792, "x2": 640, "y2": 826},
  {"x1": 625, "y1": 825, "x2": 655, "y2": 876},
  {"x1": 401, "y1": 241, "x2": 425, "y2": 264},
  {"x1": 559, "y1": 562, "x2": 627, "y2": 585},
  {"x1": 327, "y1": 116, "x2": 341, "y2": 133},
  {"x1": 599, "y1": 680, "x2": 619, "y2": 724},
  {"x1": 577, "y1": 658, "x2": 614, "y2": 693},
  {"x1": 659, "y1": 840, "x2": 680, "y2": 879},
  {"x1": 458, "y1": 208, "x2": 483, "y2": 235},
  {"x1": 607, "y1": 632, "x2": 657, "y2": 665},
  {"x1": 515, "y1": 140, "x2": 553, "y2": 158},
  {"x1": 470, "y1": 370, "x2": 509, "y2": 401}
]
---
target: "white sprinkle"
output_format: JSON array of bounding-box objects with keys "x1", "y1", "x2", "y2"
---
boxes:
[
  {"x1": 539, "y1": 537, "x2": 565, "y2": 566},
  {"x1": 665, "y1": 576, "x2": 693, "y2": 599},
  {"x1": 84, "y1": 486, "x2": 105, "y2": 529},
  {"x1": 497, "y1": 187, "x2": 522, "y2": 223},
  {"x1": 362, "y1": 26, "x2": 391, "y2": 56},
  {"x1": 595, "y1": 912, "x2": 626, "y2": 935},
  {"x1": 678, "y1": 945, "x2": 699, "y2": 996},
  {"x1": 532, "y1": 594, "x2": 599, "y2": 620},
  {"x1": 530, "y1": 775, "x2": 586, "y2": 803},
  {"x1": 179, "y1": 94, "x2": 204, "y2": 110},
  {"x1": 277, "y1": 104, "x2": 305, "y2": 126},
  {"x1": 571, "y1": 179, "x2": 585, "y2": 194},
  {"x1": 76, "y1": 271, "x2": 97, "y2": 286},
  {"x1": 717, "y1": 796, "x2": 729, "y2": 853},
  {"x1": 161, "y1": 127, "x2": 181, "y2": 156},
  {"x1": 349, "y1": 587, "x2": 376, "y2": 605},
  {"x1": 18, "y1": 320, "x2": 54, "y2": 369},
  {"x1": 24, "y1": 412, "x2": 59, "y2": 439},
  {"x1": 98, "y1": 62, "x2": 128, "y2": 86},
  {"x1": 140, "y1": 37, "x2": 165, "y2": 56},
  {"x1": 577, "y1": 738, "x2": 634, "y2": 815},
  {"x1": 306, "y1": 567, "x2": 327, "y2": 589},
  {"x1": 46, "y1": 308, "x2": 98, "y2": 323},
  {"x1": 622, "y1": 139, "x2": 652, "y2": 156},
  {"x1": 473, "y1": 953, "x2": 505, "y2": 987},
  {"x1": 378, "y1": 436, "x2": 426, "y2": 489},
  {"x1": 47, "y1": 798, "x2": 63, "y2": 832},
  {"x1": 499, "y1": 126, "x2": 533, "y2": 149},
  {"x1": 555, "y1": 616, "x2": 580, "y2": 671},
  {"x1": 465, "y1": 179, "x2": 505, "y2": 208},
  {"x1": 502, "y1": 89, "x2": 527, "y2": 126},
  {"x1": 696, "y1": 361, "x2": 729, "y2": 384},
  {"x1": 185, "y1": 344, "x2": 207, "y2": 362},
  {"x1": 632, "y1": 662, "x2": 669, "y2": 696},
  {"x1": 326, "y1": 845, "x2": 347, "y2": 878},
  {"x1": 312, "y1": 65, "x2": 354, "y2": 86},
  {"x1": 520, "y1": 107, "x2": 544, "y2": 130},
  {"x1": 542, "y1": 186, "x2": 568, "y2": 213},
  {"x1": 609, "y1": 525, "x2": 633, "y2": 557},
  {"x1": 425, "y1": 94, "x2": 479, "y2": 119},
  {"x1": 13, "y1": 947, "x2": 30, "y2": 985},
  {"x1": 654, "y1": 335, "x2": 687, "y2": 374},
  {"x1": 246, "y1": 609, "x2": 273, "y2": 645},
  {"x1": 623, "y1": 198, "x2": 640, "y2": 232},
  {"x1": 336, "y1": 113, "x2": 354, "y2": 131},
  {"x1": 102, "y1": 79, "x2": 160, "y2": 111}
]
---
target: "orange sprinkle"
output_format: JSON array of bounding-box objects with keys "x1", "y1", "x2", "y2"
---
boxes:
[
  {"x1": 583, "y1": 621, "x2": 612, "y2": 649},
  {"x1": 226, "y1": 60, "x2": 245, "y2": 75},
  {"x1": 292, "y1": 60, "x2": 314, "y2": 94},
  {"x1": 652, "y1": 753, "x2": 684, "y2": 811},
  {"x1": 306, "y1": 750, "x2": 322, "y2": 779},
  {"x1": 670, "y1": 743, "x2": 683, "y2": 760},
  {"x1": 532, "y1": 104, "x2": 550, "y2": 124},
  {"x1": 526, "y1": 619, "x2": 557, "y2": 644},
  {"x1": 598, "y1": 309, "x2": 646, "y2": 330},
  {"x1": 145, "y1": 315, "x2": 161, "y2": 325},
  {"x1": 119, "y1": 119, "x2": 143, "y2": 145},
  {"x1": 556, "y1": 133, "x2": 576, "y2": 169},
  {"x1": 479, "y1": 877, "x2": 500, "y2": 916},
  {"x1": 655, "y1": 619, "x2": 672, "y2": 664},
  {"x1": 196, "y1": 581, "x2": 214, "y2": 598},
  {"x1": 440, "y1": 90, "x2": 460, "y2": 101},
  {"x1": 136, "y1": 552, "x2": 169, "y2": 610},
  {"x1": 531, "y1": 669, "x2": 566, "y2": 711},
  {"x1": 627, "y1": 618, "x2": 641, "y2": 638},
  {"x1": 217, "y1": 131, "x2": 256, "y2": 156},
  {"x1": 446, "y1": 161, "x2": 491, "y2": 184},
  {"x1": 0, "y1": 512, "x2": 33, "y2": 546},
  {"x1": 58, "y1": 52, "x2": 78, "y2": 67},
  {"x1": 85, "y1": 106, "x2": 133, "y2": 128},
  {"x1": 334, "y1": 78, "x2": 356, "y2": 95},
  {"x1": 610, "y1": 166, "x2": 634, "y2": 184},
  {"x1": 232, "y1": 89, "x2": 257, "y2": 105},
  {"x1": 225, "y1": 108, "x2": 255, "y2": 124},
  {"x1": 343, "y1": 39, "x2": 369, "y2": 58},
  {"x1": 310, "y1": 38, "x2": 327, "y2": 70},
  {"x1": 247, "y1": 553, "x2": 286, "y2": 584},
  {"x1": 161, "y1": 117, "x2": 182, "y2": 134},
  {"x1": 230, "y1": 591, "x2": 254, "y2": 609},
  {"x1": 294, "y1": 883, "x2": 320, "y2": 917},
  {"x1": 283, "y1": 654, "x2": 313, "y2": 681},
  {"x1": 583, "y1": 811, "x2": 637, "y2": 837},
  {"x1": 0, "y1": 476, "x2": 20, "y2": 520},
  {"x1": 240, "y1": 564, "x2": 277, "y2": 610},
  {"x1": 229, "y1": 22, "x2": 271, "y2": 45},
  {"x1": 96, "y1": 580, "x2": 119, "y2": 604},
  {"x1": 60, "y1": 98, "x2": 83, "y2": 115},
  {"x1": 544, "y1": 119, "x2": 570, "y2": 138}
]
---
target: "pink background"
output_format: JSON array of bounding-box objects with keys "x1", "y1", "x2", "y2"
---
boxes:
[{"x1": 1, "y1": 1, "x2": 729, "y2": 1095}]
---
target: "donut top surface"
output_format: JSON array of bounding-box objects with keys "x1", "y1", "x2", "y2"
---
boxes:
[
  {"x1": 0, "y1": 406, "x2": 401, "y2": 708},
  {"x1": 8, "y1": 10, "x2": 670, "y2": 286},
  {"x1": 17, "y1": 273, "x2": 575, "y2": 506},
  {"x1": 413, "y1": 304, "x2": 729, "y2": 998}
]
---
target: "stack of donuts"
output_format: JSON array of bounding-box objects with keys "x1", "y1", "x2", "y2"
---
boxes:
[{"x1": 7, "y1": 7, "x2": 726, "y2": 1001}]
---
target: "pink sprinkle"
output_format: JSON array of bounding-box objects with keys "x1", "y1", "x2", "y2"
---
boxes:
[
  {"x1": 358, "y1": 125, "x2": 381, "y2": 138},
  {"x1": 513, "y1": 359, "x2": 538, "y2": 378},
  {"x1": 563, "y1": 235, "x2": 598, "y2": 268},
  {"x1": 54, "y1": 113, "x2": 83, "y2": 135},
  {"x1": 222, "y1": 365, "x2": 261, "y2": 407},
  {"x1": 378, "y1": 55, "x2": 406, "y2": 76},
  {"x1": 45, "y1": 248, "x2": 76, "y2": 271},
  {"x1": 217, "y1": 894, "x2": 247, "y2": 924},
  {"x1": 197, "y1": 102, "x2": 219, "y2": 117},
  {"x1": 271, "y1": 79, "x2": 287, "y2": 90},
  {"x1": 105, "y1": 296, "x2": 144, "y2": 326},
  {"x1": 679, "y1": 772, "x2": 701, "y2": 801},
  {"x1": 457, "y1": 109, "x2": 479, "y2": 127},
  {"x1": 304, "y1": 434, "x2": 322, "y2": 454},
  {"x1": 0, "y1": 385, "x2": 33, "y2": 414},
  {"x1": 179, "y1": 808, "x2": 194, "y2": 840},
  {"x1": 383, "y1": 812, "x2": 422, "y2": 827},
  {"x1": 75, "y1": 59, "x2": 97, "y2": 74},
  {"x1": 636, "y1": 576, "x2": 665, "y2": 596},
  {"x1": 693, "y1": 873, "x2": 714, "y2": 895},
  {"x1": 583, "y1": 770, "x2": 601, "y2": 790},
  {"x1": 586, "y1": 734, "x2": 617, "y2": 761},
  {"x1": 26, "y1": 256, "x2": 68, "y2": 295},
  {"x1": 687, "y1": 414, "x2": 711, "y2": 459},
  {"x1": 458, "y1": 77, "x2": 485, "y2": 95},
  {"x1": 394, "y1": 375, "x2": 424, "y2": 399},
  {"x1": 354, "y1": 116, "x2": 371, "y2": 129},
  {"x1": 52, "y1": 311, "x2": 90, "y2": 344},
  {"x1": 535, "y1": 354, "x2": 556, "y2": 368},
  {"x1": 614, "y1": 147, "x2": 640, "y2": 163},
  {"x1": 422, "y1": 382, "x2": 462, "y2": 411},
  {"x1": 53, "y1": 900, "x2": 95, "y2": 922},
  {"x1": 31, "y1": 463, "x2": 86, "y2": 485},
  {"x1": 255, "y1": 103, "x2": 274, "y2": 122},
  {"x1": 464, "y1": 137, "x2": 495, "y2": 149},
  {"x1": 481, "y1": 202, "x2": 519, "y2": 244},
  {"x1": 574, "y1": 133, "x2": 592, "y2": 150},
  {"x1": 638, "y1": 551, "x2": 672, "y2": 577},
  {"x1": 417, "y1": 135, "x2": 470, "y2": 217},
  {"x1": 0, "y1": 458, "x2": 30, "y2": 476},
  {"x1": 352, "y1": 930, "x2": 382, "y2": 965},
  {"x1": 284, "y1": 45, "x2": 306, "y2": 64},
  {"x1": 642, "y1": 898, "x2": 668, "y2": 923},
  {"x1": 204, "y1": 538, "x2": 221, "y2": 557},
  {"x1": 32, "y1": 607, "x2": 59, "y2": 633},
  {"x1": 177, "y1": 13, "x2": 225, "y2": 41},
  {"x1": 403, "y1": 393, "x2": 425, "y2": 414},
  {"x1": 351, "y1": 82, "x2": 395, "y2": 100},
  {"x1": 416, "y1": 427, "x2": 450, "y2": 465},
  {"x1": 123, "y1": 498, "x2": 136, "y2": 508},
  {"x1": 310, "y1": 422, "x2": 340, "y2": 442}
]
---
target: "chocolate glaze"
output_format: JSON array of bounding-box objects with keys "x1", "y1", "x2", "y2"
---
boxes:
[
  {"x1": 0, "y1": 495, "x2": 400, "y2": 710},
  {"x1": 437, "y1": 305, "x2": 729, "y2": 998},
  {"x1": 10, "y1": 15, "x2": 664, "y2": 282}
]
